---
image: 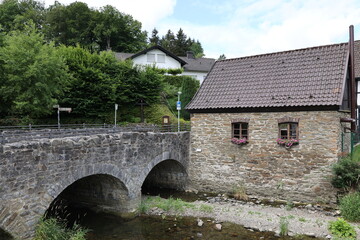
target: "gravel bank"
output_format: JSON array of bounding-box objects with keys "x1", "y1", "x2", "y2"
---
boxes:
[{"x1": 145, "y1": 195, "x2": 360, "y2": 239}]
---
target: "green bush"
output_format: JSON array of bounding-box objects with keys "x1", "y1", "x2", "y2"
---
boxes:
[
  {"x1": 144, "y1": 104, "x2": 176, "y2": 125},
  {"x1": 340, "y1": 192, "x2": 360, "y2": 222},
  {"x1": 166, "y1": 68, "x2": 183, "y2": 75},
  {"x1": 34, "y1": 217, "x2": 88, "y2": 240},
  {"x1": 328, "y1": 218, "x2": 356, "y2": 239},
  {"x1": 331, "y1": 156, "x2": 360, "y2": 192}
]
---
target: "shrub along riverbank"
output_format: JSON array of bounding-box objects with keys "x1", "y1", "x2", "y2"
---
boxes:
[{"x1": 33, "y1": 218, "x2": 87, "y2": 240}]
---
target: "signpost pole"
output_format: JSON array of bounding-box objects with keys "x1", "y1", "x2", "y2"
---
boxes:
[
  {"x1": 114, "y1": 104, "x2": 118, "y2": 128},
  {"x1": 177, "y1": 91, "x2": 182, "y2": 132},
  {"x1": 57, "y1": 108, "x2": 60, "y2": 129},
  {"x1": 53, "y1": 105, "x2": 72, "y2": 130}
]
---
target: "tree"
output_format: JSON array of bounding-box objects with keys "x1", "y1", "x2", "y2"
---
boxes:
[
  {"x1": 58, "y1": 45, "x2": 123, "y2": 117},
  {"x1": 0, "y1": 23, "x2": 68, "y2": 118},
  {"x1": 190, "y1": 40, "x2": 204, "y2": 58},
  {"x1": 160, "y1": 30, "x2": 176, "y2": 52},
  {"x1": 149, "y1": 28, "x2": 160, "y2": 46},
  {"x1": 123, "y1": 65, "x2": 164, "y2": 105},
  {"x1": 173, "y1": 28, "x2": 188, "y2": 56},
  {"x1": 180, "y1": 76, "x2": 200, "y2": 120},
  {"x1": 163, "y1": 75, "x2": 200, "y2": 120},
  {"x1": 93, "y1": 5, "x2": 147, "y2": 52},
  {"x1": 218, "y1": 54, "x2": 226, "y2": 60},
  {"x1": 159, "y1": 28, "x2": 205, "y2": 57},
  {"x1": 0, "y1": 0, "x2": 45, "y2": 32},
  {"x1": 44, "y1": 1, "x2": 96, "y2": 48}
]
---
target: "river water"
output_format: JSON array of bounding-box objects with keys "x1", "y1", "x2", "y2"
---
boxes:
[
  {"x1": 78, "y1": 189, "x2": 323, "y2": 240},
  {"x1": 83, "y1": 212, "x2": 318, "y2": 240}
]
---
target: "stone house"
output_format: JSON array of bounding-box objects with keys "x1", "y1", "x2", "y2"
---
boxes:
[
  {"x1": 186, "y1": 41, "x2": 359, "y2": 203},
  {"x1": 115, "y1": 45, "x2": 215, "y2": 84}
]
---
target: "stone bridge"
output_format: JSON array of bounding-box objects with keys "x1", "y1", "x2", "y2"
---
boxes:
[{"x1": 0, "y1": 130, "x2": 190, "y2": 239}]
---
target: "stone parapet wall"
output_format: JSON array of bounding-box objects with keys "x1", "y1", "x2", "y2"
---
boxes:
[{"x1": 189, "y1": 111, "x2": 350, "y2": 203}]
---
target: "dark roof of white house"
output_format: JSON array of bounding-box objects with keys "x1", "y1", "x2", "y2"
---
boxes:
[
  {"x1": 114, "y1": 52, "x2": 133, "y2": 60},
  {"x1": 179, "y1": 56, "x2": 215, "y2": 72},
  {"x1": 186, "y1": 42, "x2": 350, "y2": 111}
]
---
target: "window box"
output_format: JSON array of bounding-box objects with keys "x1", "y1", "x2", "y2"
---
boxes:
[
  {"x1": 276, "y1": 138, "x2": 299, "y2": 148},
  {"x1": 231, "y1": 137, "x2": 248, "y2": 145}
]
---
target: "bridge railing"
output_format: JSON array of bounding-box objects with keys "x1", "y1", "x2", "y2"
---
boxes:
[{"x1": 0, "y1": 123, "x2": 190, "y2": 144}]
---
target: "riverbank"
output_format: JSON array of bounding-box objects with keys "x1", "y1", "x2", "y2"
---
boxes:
[{"x1": 142, "y1": 195, "x2": 360, "y2": 239}]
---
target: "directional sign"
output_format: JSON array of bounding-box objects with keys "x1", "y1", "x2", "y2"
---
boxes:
[
  {"x1": 58, "y1": 107, "x2": 72, "y2": 112},
  {"x1": 176, "y1": 101, "x2": 181, "y2": 110}
]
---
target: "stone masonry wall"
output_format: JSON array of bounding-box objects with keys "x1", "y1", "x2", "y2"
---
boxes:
[
  {"x1": 0, "y1": 131, "x2": 190, "y2": 239},
  {"x1": 188, "y1": 110, "x2": 350, "y2": 203}
]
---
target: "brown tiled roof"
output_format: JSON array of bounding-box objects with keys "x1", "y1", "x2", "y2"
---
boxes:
[{"x1": 186, "y1": 43, "x2": 349, "y2": 111}]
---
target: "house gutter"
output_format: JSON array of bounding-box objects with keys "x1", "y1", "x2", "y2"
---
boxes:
[{"x1": 349, "y1": 25, "x2": 357, "y2": 132}]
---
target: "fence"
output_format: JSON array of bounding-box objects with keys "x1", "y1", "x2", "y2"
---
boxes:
[
  {"x1": 0, "y1": 123, "x2": 190, "y2": 144},
  {"x1": 341, "y1": 131, "x2": 360, "y2": 157}
]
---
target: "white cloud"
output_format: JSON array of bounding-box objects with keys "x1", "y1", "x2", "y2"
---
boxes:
[
  {"x1": 157, "y1": 0, "x2": 360, "y2": 58},
  {"x1": 44, "y1": 0, "x2": 177, "y2": 31}
]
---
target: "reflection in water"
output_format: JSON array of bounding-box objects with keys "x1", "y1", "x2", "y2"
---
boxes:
[
  {"x1": 83, "y1": 211, "x2": 319, "y2": 240},
  {"x1": 0, "y1": 228, "x2": 13, "y2": 240}
]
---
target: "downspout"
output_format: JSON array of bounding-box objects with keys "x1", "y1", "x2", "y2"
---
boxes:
[{"x1": 349, "y1": 25, "x2": 357, "y2": 132}]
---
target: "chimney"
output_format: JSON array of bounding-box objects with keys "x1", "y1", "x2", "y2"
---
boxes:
[
  {"x1": 186, "y1": 51, "x2": 195, "y2": 59},
  {"x1": 349, "y1": 25, "x2": 357, "y2": 132}
]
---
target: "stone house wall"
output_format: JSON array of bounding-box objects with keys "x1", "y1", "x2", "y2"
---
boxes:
[{"x1": 188, "y1": 110, "x2": 350, "y2": 203}]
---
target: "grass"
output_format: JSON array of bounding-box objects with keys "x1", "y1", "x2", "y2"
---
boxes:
[
  {"x1": 352, "y1": 144, "x2": 360, "y2": 161},
  {"x1": 139, "y1": 196, "x2": 194, "y2": 214},
  {"x1": 231, "y1": 184, "x2": 248, "y2": 201},
  {"x1": 279, "y1": 217, "x2": 289, "y2": 236},
  {"x1": 138, "y1": 199, "x2": 150, "y2": 214},
  {"x1": 293, "y1": 234, "x2": 309, "y2": 239},
  {"x1": 198, "y1": 204, "x2": 214, "y2": 213},
  {"x1": 285, "y1": 200, "x2": 294, "y2": 211},
  {"x1": 248, "y1": 211, "x2": 261, "y2": 216},
  {"x1": 33, "y1": 217, "x2": 88, "y2": 240}
]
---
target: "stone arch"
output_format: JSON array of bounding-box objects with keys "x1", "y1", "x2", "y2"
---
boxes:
[
  {"x1": 46, "y1": 174, "x2": 131, "y2": 221},
  {"x1": 0, "y1": 203, "x2": 30, "y2": 239},
  {"x1": 46, "y1": 163, "x2": 131, "y2": 202},
  {"x1": 43, "y1": 163, "x2": 137, "y2": 216},
  {"x1": 139, "y1": 151, "x2": 188, "y2": 191},
  {"x1": 0, "y1": 205, "x2": 15, "y2": 240}
]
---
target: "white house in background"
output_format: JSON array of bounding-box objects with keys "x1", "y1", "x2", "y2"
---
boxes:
[{"x1": 115, "y1": 45, "x2": 215, "y2": 84}]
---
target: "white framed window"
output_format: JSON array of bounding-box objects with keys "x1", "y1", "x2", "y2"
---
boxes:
[
  {"x1": 157, "y1": 54, "x2": 165, "y2": 63},
  {"x1": 147, "y1": 53, "x2": 155, "y2": 62}
]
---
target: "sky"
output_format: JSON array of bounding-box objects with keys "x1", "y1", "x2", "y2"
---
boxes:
[{"x1": 43, "y1": 0, "x2": 360, "y2": 59}]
